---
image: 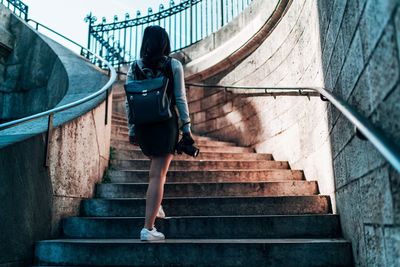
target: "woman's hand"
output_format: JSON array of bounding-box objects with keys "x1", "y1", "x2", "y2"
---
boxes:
[{"x1": 182, "y1": 132, "x2": 195, "y2": 145}]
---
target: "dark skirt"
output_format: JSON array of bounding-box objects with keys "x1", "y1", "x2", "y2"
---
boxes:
[{"x1": 135, "y1": 109, "x2": 179, "y2": 157}]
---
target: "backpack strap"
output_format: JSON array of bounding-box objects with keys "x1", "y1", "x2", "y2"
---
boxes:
[
  {"x1": 163, "y1": 58, "x2": 176, "y2": 106},
  {"x1": 133, "y1": 61, "x2": 147, "y2": 80}
]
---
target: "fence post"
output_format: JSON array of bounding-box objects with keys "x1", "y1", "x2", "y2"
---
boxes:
[
  {"x1": 45, "y1": 113, "x2": 54, "y2": 167},
  {"x1": 190, "y1": 0, "x2": 193, "y2": 44},
  {"x1": 220, "y1": 0, "x2": 224, "y2": 27}
]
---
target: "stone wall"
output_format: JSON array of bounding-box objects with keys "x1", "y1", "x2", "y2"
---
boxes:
[
  {"x1": 0, "y1": 95, "x2": 112, "y2": 267},
  {"x1": 0, "y1": 6, "x2": 13, "y2": 90},
  {"x1": 181, "y1": 0, "x2": 400, "y2": 265},
  {"x1": 318, "y1": 1, "x2": 400, "y2": 266},
  {"x1": 0, "y1": 7, "x2": 68, "y2": 122},
  {"x1": 0, "y1": 11, "x2": 113, "y2": 266}
]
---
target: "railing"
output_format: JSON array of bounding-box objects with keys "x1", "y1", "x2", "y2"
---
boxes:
[
  {"x1": 85, "y1": 0, "x2": 253, "y2": 67},
  {"x1": 186, "y1": 83, "x2": 400, "y2": 172},
  {"x1": 26, "y1": 19, "x2": 104, "y2": 66},
  {"x1": 0, "y1": 19, "x2": 117, "y2": 166},
  {"x1": 0, "y1": 0, "x2": 28, "y2": 20}
]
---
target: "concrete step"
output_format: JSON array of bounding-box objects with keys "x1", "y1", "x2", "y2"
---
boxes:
[
  {"x1": 111, "y1": 117, "x2": 127, "y2": 124},
  {"x1": 63, "y1": 214, "x2": 341, "y2": 239},
  {"x1": 111, "y1": 120, "x2": 129, "y2": 127},
  {"x1": 111, "y1": 140, "x2": 254, "y2": 153},
  {"x1": 112, "y1": 112, "x2": 127, "y2": 120},
  {"x1": 112, "y1": 148, "x2": 273, "y2": 161},
  {"x1": 96, "y1": 181, "x2": 319, "y2": 198},
  {"x1": 35, "y1": 238, "x2": 352, "y2": 267},
  {"x1": 81, "y1": 196, "x2": 332, "y2": 217},
  {"x1": 110, "y1": 159, "x2": 289, "y2": 170},
  {"x1": 112, "y1": 132, "x2": 237, "y2": 146},
  {"x1": 107, "y1": 169, "x2": 304, "y2": 183},
  {"x1": 111, "y1": 125, "x2": 219, "y2": 141}
]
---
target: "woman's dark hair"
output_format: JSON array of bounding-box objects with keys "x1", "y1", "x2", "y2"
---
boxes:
[{"x1": 140, "y1": 26, "x2": 171, "y2": 67}]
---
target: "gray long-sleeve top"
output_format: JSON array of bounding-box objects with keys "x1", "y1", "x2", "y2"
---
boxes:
[{"x1": 125, "y1": 58, "x2": 191, "y2": 133}]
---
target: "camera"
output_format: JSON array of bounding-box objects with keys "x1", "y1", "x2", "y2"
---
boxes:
[{"x1": 176, "y1": 133, "x2": 200, "y2": 157}]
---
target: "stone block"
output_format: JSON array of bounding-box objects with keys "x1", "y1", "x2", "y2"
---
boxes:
[
  {"x1": 364, "y1": 224, "x2": 387, "y2": 266},
  {"x1": 206, "y1": 101, "x2": 233, "y2": 121},
  {"x1": 51, "y1": 196, "x2": 81, "y2": 236},
  {"x1": 338, "y1": 29, "x2": 364, "y2": 100},
  {"x1": 388, "y1": 166, "x2": 400, "y2": 224},
  {"x1": 370, "y1": 84, "x2": 400, "y2": 147},
  {"x1": 192, "y1": 111, "x2": 206, "y2": 124},
  {"x1": 384, "y1": 226, "x2": 400, "y2": 266},
  {"x1": 395, "y1": 7, "x2": 400, "y2": 62},
  {"x1": 49, "y1": 114, "x2": 101, "y2": 198},
  {"x1": 365, "y1": 23, "x2": 399, "y2": 113},
  {"x1": 192, "y1": 118, "x2": 217, "y2": 134},
  {"x1": 347, "y1": 72, "x2": 372, "y2": 117},
  {"x1": 336, "y1": 180, "x2": 365, "y2": 266},
  {"x1": 359, "y1": 0, "x2": 397, "y2": 60},
  {"x1": 332, "y1": 145, "x2": 348, "y2": 189},
  {"x1": 189, "y1": 100, "x2": 201, "y2": 113},
  {"x1": 335, "y1": 135, "x2": 386, "y2": 183},
  {"x1": 321, "y1": 0, "x2": 347, "y2": 71},
  {"x1": 340, "y1": 0, "x2": 367, "y2": 51},
  {"x1": 201, "y1": 91, "x2": 227, "y2": 110},
  {"x1": 330, "y1": 113, "x2": 354, "y2": 158},
  {"x1": 186, "y1": 87, "x2": 204, "y2": 102},
  {"x1": 329, "y1": 30, "x2": 346, "y2": 90},
  {"x1": 2, "y1": 63, "x2": 21, "y2": 91},
  {"x1": 0, "y1": 63, "x2": 4, "y2": 84},
  {"x1": 316, "y1": 0, "x2": 334, "y2": 47},
  {"x1": 359, "y1": 166, "x2": 394, "y2": 225}
]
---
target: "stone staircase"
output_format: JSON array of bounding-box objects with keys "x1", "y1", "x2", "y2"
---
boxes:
[{"x1": 33, "y1": 112, "x2": 353, "y2": 266}]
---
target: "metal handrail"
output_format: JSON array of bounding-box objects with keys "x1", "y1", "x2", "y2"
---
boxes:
[
  {"x1": 0, "y1": 0, "x2": 28, "y2": 20},
  {"x1": 0, "y1": 19, "x2": 117, "y2": 132},
  {"x1": 186, "y1": 83, "x2": 400, "y2": 172},
  {"x1": 26, "y1": 19, "x2": 103, "y2": 65}
]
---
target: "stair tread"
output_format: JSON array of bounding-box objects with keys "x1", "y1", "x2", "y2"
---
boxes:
[
  {"x1": 38, "y1": 238, "x2": 350, "y2": 244},
  {"x1": 67, "y1": 214, "x2": 339, "y2": 219},
  {"x1": 99, "y1": 180, "x2": 315, "y2": 185},
  {"x1": 91, "y1": 195, "x2": 328, "y2": 200}
]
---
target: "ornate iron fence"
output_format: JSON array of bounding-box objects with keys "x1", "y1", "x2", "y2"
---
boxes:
[
  {"x1": 0, "y1": 0, "x2": 28, "y2": 20},
  {"x1": 86, "y1": 0, "x2": 252, "y2": 67}
]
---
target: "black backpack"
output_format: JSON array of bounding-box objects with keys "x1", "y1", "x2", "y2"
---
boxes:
[{"x1": 124, "y1": 58, "x2": 174, "y2": 125}]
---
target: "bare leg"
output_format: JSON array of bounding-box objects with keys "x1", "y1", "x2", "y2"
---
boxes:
[{"x1": 144, "y1": 154, "x2": 174, "y2": 230}]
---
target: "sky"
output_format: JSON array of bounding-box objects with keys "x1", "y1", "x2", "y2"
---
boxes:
[{"x1": 23, "y1": 0, "x2": 172, "y2": 49}]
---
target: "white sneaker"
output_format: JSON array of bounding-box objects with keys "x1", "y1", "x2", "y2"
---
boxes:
[
  {"x1": 156, "y1": 205, "x2": 166, "y2": 218},
  {"x1": 140, "y1": 227, "x2": 165, "y2": 241}
]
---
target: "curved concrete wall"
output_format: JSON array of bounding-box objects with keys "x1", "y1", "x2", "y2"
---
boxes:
[
  {"x1": 0, "y1": 7, "x2": 68, "y2": 121},
  {"x1": 0, "y1": 14, "x2": 112, "y2": 267},
  {"x1": 181, "y1": 0, "x2": 400, "y2": 265}
]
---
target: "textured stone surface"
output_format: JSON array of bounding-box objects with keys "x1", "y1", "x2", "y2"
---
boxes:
[
  {"x1": 178, "y1": 0, "x2": 400, "y2": 265},
  {"x1": 108, "y1": 169, "x2": 304, "y2": 183},
  {"x1": 0, "y1": 134, "x2": 52, "y2": 266},
  {"x1": 0, "y1": 15, "x2": 68, "y2": 120},
  {"x1": 0, "y1": 10, "x2": 113, "y2": 267},
  {"x1": 82, "y1": 196, "x2": 332, "y2": 217},
  {"x1": 110, "y1": 158, "x2": 289, "y2": 170},
  {"x1": 63, "y1": 215, "x2": 342, "y2": 239},
  {"x1": 35, "y1": 239, "x2": 352, "y2": 267},
  {"x1": 0, "y1": 5, "x2": 13, "y2": 60},
  {"x1": 383, "y1": 226, "x2": 400, "y2": 266},
  {"x1": 96, "y1": 181, "x2": 318, "y2": 198}
]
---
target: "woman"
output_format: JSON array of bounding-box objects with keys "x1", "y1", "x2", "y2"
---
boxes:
[{"x1": 125, "y1": 25, "x2": 193, "y2": 241}]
